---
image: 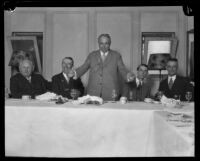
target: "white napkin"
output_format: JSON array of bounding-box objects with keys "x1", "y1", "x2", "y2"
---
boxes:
[
  {"x1": 35, "y1": 92, "x2": 57, "y2": 101},
  {"x1": 77, "y1": 95, "x2": 103, "y2": 104},
  {"x1": 160, "y1": 95, "x2": 179, "y2": 107}
]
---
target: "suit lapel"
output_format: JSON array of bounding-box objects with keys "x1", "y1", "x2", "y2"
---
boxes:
[
  {"x1": 141, "y1": 81, "x2": 149, "y2": 98},
  {"x1": 171, "y1": 76, "x2": 179, "y2": 90},
  {"x1": 20, "y1": 73, "x2": 32, "y2": 87},
  {"x1": 164, "y1": 78, "x2": 171, "y2": 90},
  {"x1": 60, "y1": 73, "x2": 69, "y2": 84}
]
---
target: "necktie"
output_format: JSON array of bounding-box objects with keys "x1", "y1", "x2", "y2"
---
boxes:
[
  {"x1": 137, "y1": 81, "x2": 142, "y2": 89},
  {"x1": 168, "y1": 78, "x2": 173, "y2": 90},
  {"x1": 101, "y1": 53, "x2": 106, "y2": 62},
  {"x1": 27, "y1": 77, "x2": 31, "y2": 83},
  {"x1": 136, "y1": 81, "x2": 142, "y2": 101}
]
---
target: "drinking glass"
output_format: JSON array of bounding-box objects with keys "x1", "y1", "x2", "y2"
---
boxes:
[
  {"x1": 157, "y1": 91, "x2": 164, "y2": 101},
  {"x1": 111, "y1": 89, "x2": 118, "y2": 102},
  {"x1": 174, "y1": 94, "x2": 180, "y2": 101},
  {"x1": 174, "y1": 94, "x2": 181, "y2": 105},
  {"x1": 70, "y1": 89, "x2": 77, "y2": 100},
  {"x1": 185, "y1": 91, "x2": 192, "y2": 102},
  {"x1": 129, "y1": 91, "x2": 133, "y2": 101}
]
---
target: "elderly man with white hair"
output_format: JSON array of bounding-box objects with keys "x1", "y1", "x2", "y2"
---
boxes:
[{"x1": 10, "y1": 59, "x2": 48, "y2": 99}]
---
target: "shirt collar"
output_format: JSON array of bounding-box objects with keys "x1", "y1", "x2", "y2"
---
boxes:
[
  {"x1": 136, "y1": 77, "x2": 142, "y2": 86},
  {"x1": 168, "y1": 75, "x2": 176, "y2": 82},
  {"x1": 100, "y1": 51, "x2": 109, "y2": 57},
  {"x1": 26, "y1": 76, "x2": 31, "y2": 81}
]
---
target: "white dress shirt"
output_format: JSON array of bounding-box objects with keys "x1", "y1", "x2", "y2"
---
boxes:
[
  {"x1": 136, "y1": 77, "x2": 142, "y2": 87},
  {"x1": 100, "y1": 51, "x2": 109, "y2": 57},
  {"x1": 63, "y1": 72, "x2": 69, "y2": 83},
  {"x1": 26, "y1": 76, "x2": 31, "y2": 83},
  {"x1": 168, "y1": 75, "x2": 176, "y2": 84}
]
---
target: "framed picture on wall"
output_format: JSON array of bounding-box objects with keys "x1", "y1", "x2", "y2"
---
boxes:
[
  {"x1": 142, "y1": 37, "x2": 178, "y2": 75},
  {"x1": 12, "y1": 32, "x2": 43, "y2": 68},
  {"x1": 186, "y1": 29, "x2": 194, "y2": 80},
  {"x1": 7, "y1": 36, "x2": 42, "y2": 73}
]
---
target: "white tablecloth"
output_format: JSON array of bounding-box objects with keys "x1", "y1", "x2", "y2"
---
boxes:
[{"x1": 5, "y1": 99, "x2": 194, "y2": 157}]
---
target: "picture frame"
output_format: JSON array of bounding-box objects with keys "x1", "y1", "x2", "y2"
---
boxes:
[
  {"x1": 12, "y1": 32, "x2": 43, "y2": 68},
  {"x1": 186, "y1": 29, "x2": 194, "y2": 80},
  {"x1": 7, "y1": 36, "x2": 42, "y2": 73},
  {"x1": 142, "y1": 37, "x2": 178, "y2": 75}
]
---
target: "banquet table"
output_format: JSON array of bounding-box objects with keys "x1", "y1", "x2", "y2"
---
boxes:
[{"x1": 5, "y1": 99, "x2": 194, "y2": 157}]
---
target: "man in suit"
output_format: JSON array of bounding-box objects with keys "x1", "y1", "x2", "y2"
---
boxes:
[
  {"x1": 123, "y1": 64, "x2": 152, "y2": 101},
  {"x1": 158, "y1": 58, "x2": 193, "y2": 101},
  {"x1": 10, "y1": 59, "x2": 47, "y2": 99},
  {"x1": 52, "y1": 57, "x2": 84, "y2": 99},
  {"x1": 69, "y1": 33, "x2": 135, "y2": 101}
]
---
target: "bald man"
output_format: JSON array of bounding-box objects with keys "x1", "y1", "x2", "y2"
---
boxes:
[{"x1": 70, "y1": 34, "x2": 135, "y2": 101}]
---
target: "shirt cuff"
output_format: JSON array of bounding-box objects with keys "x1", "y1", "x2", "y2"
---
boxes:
[{"x1": 73, "y1": 70, "x2": 78, "y2": 80}]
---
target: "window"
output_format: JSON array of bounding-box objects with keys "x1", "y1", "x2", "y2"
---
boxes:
[
  {"x1": 186, "y1": 29, "x2": 194, "y2": 80},
  {"x1": 12, "y1": 32, "x2": 43, "y2": 69},
  {"x1": 141, "y1": 32, "x2": 178, "y2": 77},
  {"x1": 8, "y1": 32, "x2": 43, "y2": 75},
  {"x1": 7, "y1": 36, "x2": 42, "y2": 74}
]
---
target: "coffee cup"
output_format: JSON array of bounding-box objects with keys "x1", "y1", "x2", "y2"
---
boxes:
[
  {"x1": 22, "y1": 95, "x2": 31, "y2": 100},
  {"x1": 120, "y1": 97, "x2": 127, "y2": 104}
]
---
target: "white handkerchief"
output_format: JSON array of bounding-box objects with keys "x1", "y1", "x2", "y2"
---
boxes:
[
  {"x1": 35, "y1": 92, "x2": 57, "y2": 101},
  {"x1": 77, "y1": 95, "x2": 103, "y2": 104},
  {"x1": 160, "y1": 95, "x2": 179, "y2": 107}
]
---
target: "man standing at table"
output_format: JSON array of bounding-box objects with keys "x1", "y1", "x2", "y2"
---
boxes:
[
  {"x1": 10, "y1": 59, "x2": 47, "y2": 99},
  {"x1": 52, "y1": 57, "x2": 84, "y2": 99},
  {"x1": 158, "y1": 58, "x2": 194, "y2": 101},
  {"x1": 69, "y1": 33, "x2": 135, "y2": 101},
  {"x1": 123, "y1": 64, "x2": 153, "y2": 101}
]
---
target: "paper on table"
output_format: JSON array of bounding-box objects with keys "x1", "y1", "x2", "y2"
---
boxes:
[{"x1": 35, "y1": 92, "x2": 57, "y2": 101}]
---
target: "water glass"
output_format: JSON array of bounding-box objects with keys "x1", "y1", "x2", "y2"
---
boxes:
[
  {"x1": 70, "y1": 89, "x2": 77, "y2": 100},
  {"x1": 173, "y1": 94, "x2": 181, "y2": 105},
  {"x1": 185, "y1": 91, "x2": 192, "y2": 102},
  {"x1": 174, "y1": 94, "x2": 180, "y2": 100},
  {"x1": 111, "y1": 89, "x2": 118, "y2": 102},
  {"x1": 129, "y1": 91, "x2": 133, "y2": 101},
  {"x1": 157, "y1": 91, "x2": 164, "y2": 100}
]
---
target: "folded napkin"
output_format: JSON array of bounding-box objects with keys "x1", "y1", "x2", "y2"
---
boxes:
[
  {"x1": 160, "y1": 95, "x2": 180, "y2": 107},
  {"x1": 77, "y1": 95, "x2": 103, "y2": 105},
  {"x1": 35, "y1": 92, "x2": 57, "y2": 101}
]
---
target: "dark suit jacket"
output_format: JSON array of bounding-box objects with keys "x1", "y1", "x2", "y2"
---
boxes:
[
  {"x1": 52, "y1": 73, "x2": 84, "y2": 98},
  {"x1": 76, "y1": 49, "x2": 129, "y2": 101},
  {"x1": 123, "y1": 77, "x2": 152, "y2": 101},
  {"x1": 10, "y1": 73, "x2": 47, "y2": 99},
  {"x1": 159, "y1": 75, "x2": 194, "y2": 101}
]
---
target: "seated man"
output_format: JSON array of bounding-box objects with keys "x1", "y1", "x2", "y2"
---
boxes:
[
  {"x1": 158, "y1": 58, "x2": 194, "y2": 101},
  {"x1": 52, "y1": 57, "x2": 84, "y2": 99},
  {"x1": 8, "y1": 50, "x2": 33, "y2": 76},
  {"x1": 123, "y1": 64, "x2": 152, "y2": 101},
  {"x1": 10, "y1": 59, "x2": 47, "y2": 99}
]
